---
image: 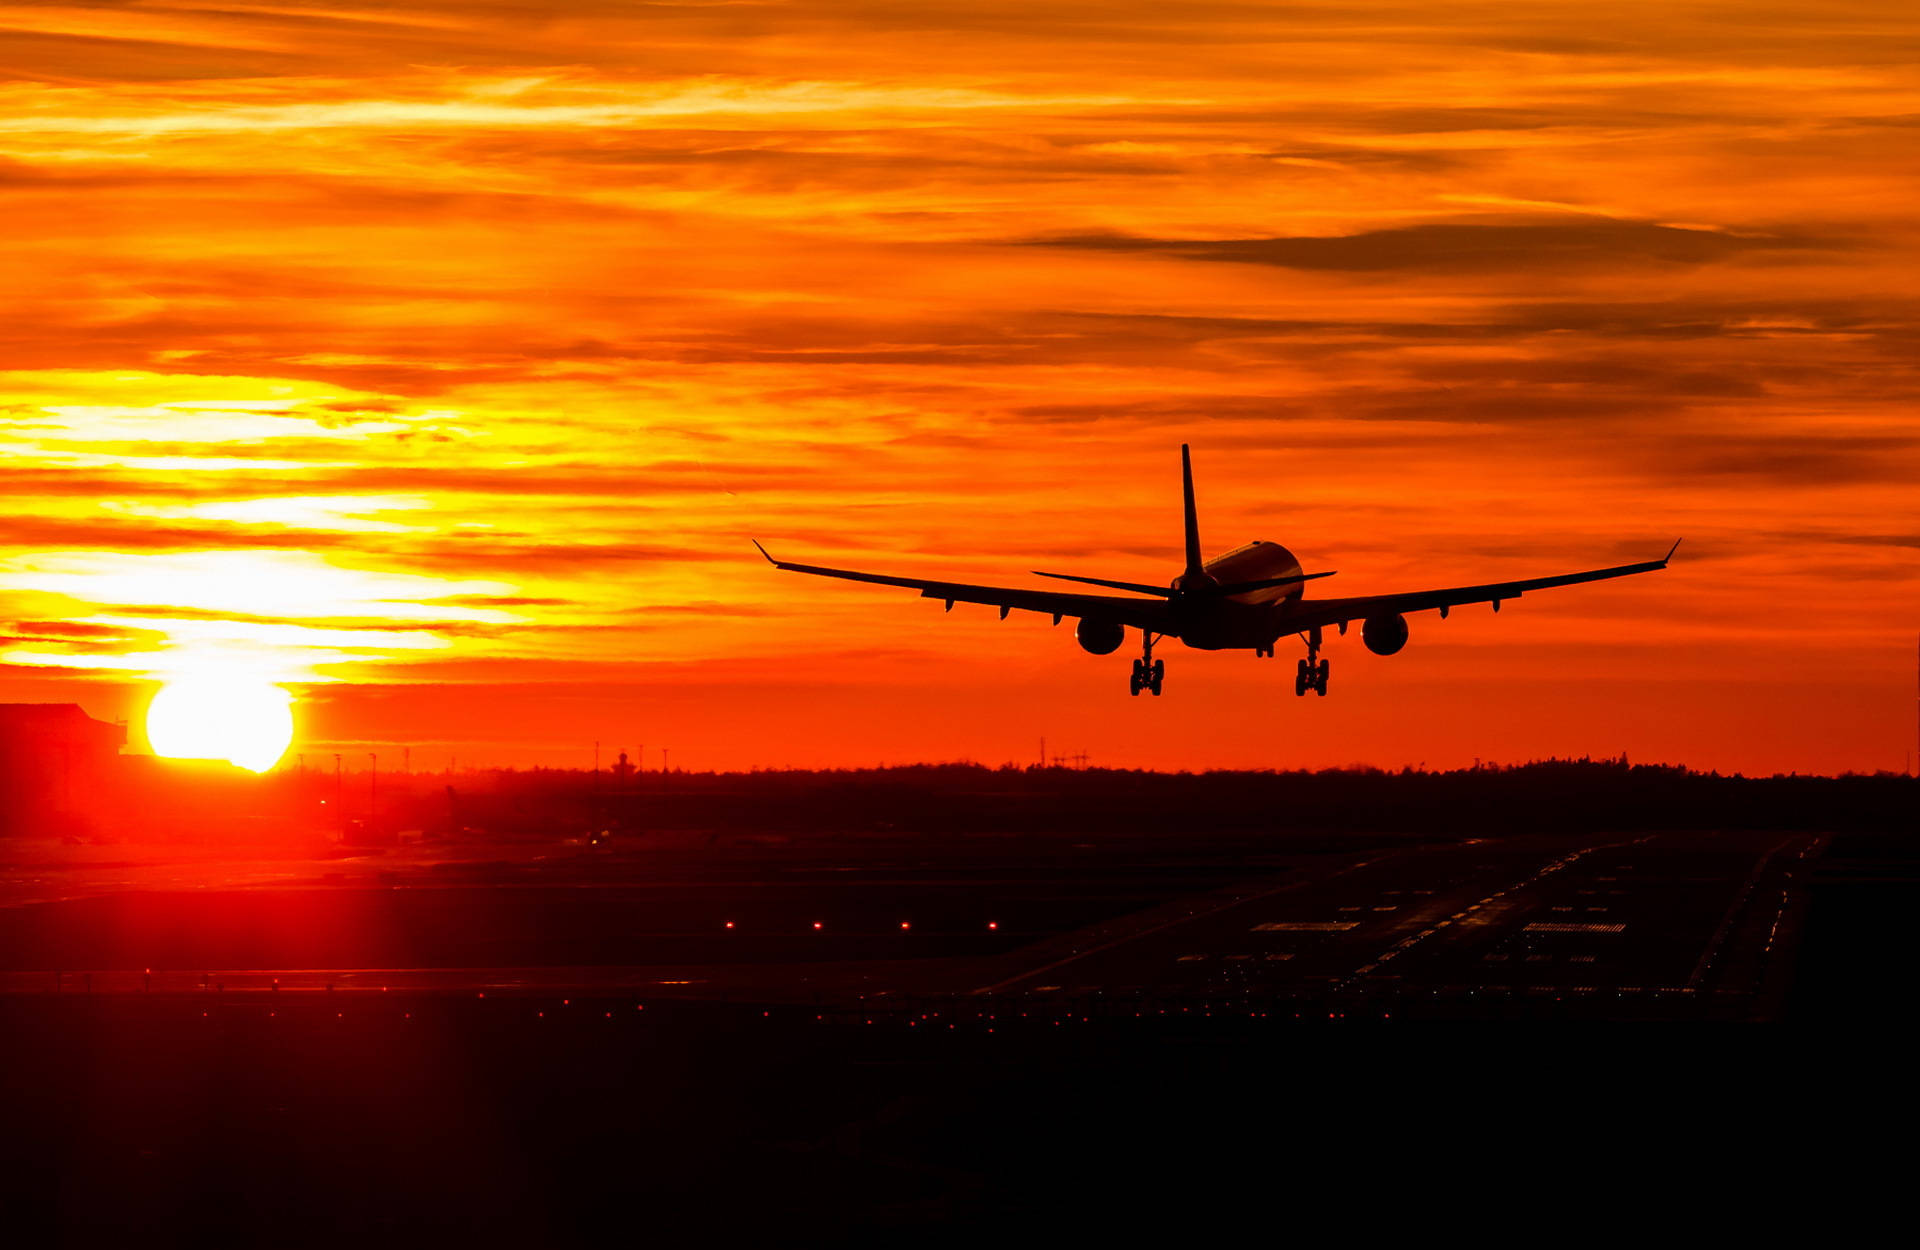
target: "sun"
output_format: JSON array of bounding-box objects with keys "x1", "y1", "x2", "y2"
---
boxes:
[{"x1": 146, "y1": 678, "x2": 295, "y2": 773}]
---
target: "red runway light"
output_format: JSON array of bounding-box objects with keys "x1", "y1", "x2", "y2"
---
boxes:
[
  {"x1": 988, "y1": 921, "x2": 998, "y2": 930},
  {"x1": 724, "y1": 921, "x2": 734, "y2": 929},
  {"x1": 813, "y1": 922, "x2": 822, "y2": 930},
  {"x1": 900, "y1": 921, "x2": 910, "y2": 930}
]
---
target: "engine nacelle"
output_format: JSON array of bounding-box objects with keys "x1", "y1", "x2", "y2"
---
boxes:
[
  {"x1": 1075, "y1": 618, "x2": 1125, "y2": 655},
  {"x1": 1362, "y1": 613, "x2": 1409, "y2": 656}
]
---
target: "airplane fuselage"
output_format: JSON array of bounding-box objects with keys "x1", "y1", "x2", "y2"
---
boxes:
[{"x1": 1173, "y1": 540, "x2": 1306, "y2": 650}]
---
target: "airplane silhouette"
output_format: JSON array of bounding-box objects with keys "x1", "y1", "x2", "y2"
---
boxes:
[{"x1": 756, "y1": 445, "x2": 1678, "y2": 697}]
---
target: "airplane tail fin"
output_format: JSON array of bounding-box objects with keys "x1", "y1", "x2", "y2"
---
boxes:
[{"x1": 1181, "y1": 444, "x2": 1203, "y2": 576}]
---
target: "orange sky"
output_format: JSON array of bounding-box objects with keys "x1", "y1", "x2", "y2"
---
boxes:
[{"x1": 1, "y1": 1, "x2": 1916, "y2": 775}]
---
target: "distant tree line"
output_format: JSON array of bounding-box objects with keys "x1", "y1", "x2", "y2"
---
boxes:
[{"x1": 417, "y1": 758, "x2": 1915, "y2": 839}]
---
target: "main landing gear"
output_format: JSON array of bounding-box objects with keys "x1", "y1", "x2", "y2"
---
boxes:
[
  {"x1": 1294, "y1": 626, "x2": 1330, "y2": 697},
  {"x1": 1129, "y1": 632, "x2": 1165, "y2": 696}
]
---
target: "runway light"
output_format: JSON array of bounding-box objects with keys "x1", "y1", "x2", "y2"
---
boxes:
[
  {"x1": 813, "y1": 922, "x2": 822, "y2": 930},
  {"x1": 988, "y1": 921, "x2": 998, "y2": 930},
  {"x1": 725, "y1": 921, "x2": 734, "y2": 929},
  {"x1": 900, "y1": 922, "x2": 911, "y2": 930}
]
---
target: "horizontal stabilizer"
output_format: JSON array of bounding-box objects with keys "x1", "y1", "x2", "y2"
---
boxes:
[{"x1": 1031, "y1": 570, "x2": 1174, "y2": 597}]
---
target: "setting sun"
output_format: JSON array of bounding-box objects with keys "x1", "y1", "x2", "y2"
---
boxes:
[{"x1": 145, "y1": 679, "x2": 294, "y2": 773}]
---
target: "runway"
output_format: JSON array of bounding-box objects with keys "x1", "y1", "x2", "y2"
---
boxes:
[
  {"x1": 0, "y1": 826, "x2": 1823, "y2": 1019},
  {"x1": 962, "y1": 829, "x2": 1818, "y2": 1018}
]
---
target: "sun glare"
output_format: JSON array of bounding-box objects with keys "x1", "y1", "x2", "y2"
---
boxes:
[{"x1": 146, "y1": 678, "x2": 295, "y2": 773}]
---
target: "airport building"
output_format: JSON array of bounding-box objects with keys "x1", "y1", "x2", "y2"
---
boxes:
[{"x1": 0, "y1": 703, "x2": 127, "y2": 836}]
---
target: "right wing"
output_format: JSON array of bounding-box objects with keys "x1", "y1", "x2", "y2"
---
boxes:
[
  {"x1": 1279, "y1": 542, "x2": 1680, "y2": 633},
  {"x1": 754, "y1": 542, "x2": 1173, "y2": 631}
]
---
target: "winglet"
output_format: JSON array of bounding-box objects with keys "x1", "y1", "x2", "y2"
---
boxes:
[
  {"x1": 1662, "y1": 538, "x2": 1683, "y2": 565},
  {"x1": 751, "y1": 539, "x2": 777, "y2": 565}
]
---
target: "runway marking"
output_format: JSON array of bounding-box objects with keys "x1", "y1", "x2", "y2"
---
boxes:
[
  {"x1": 1252, "y1": 921, "x2": 1358, "y2": 932},
  {"x1": 973, "y1": 851, "x2": 1398, "y2": 995},
  {"x1": 1331, "y1": 835, "x2": 1656, "y2": 991},
  {"x1": 1525, "y1": 922, "x2": 1624, "y2": 933},
  {"x1": 1685, "y1": 833, "x2": 1805, "y2": 990}
]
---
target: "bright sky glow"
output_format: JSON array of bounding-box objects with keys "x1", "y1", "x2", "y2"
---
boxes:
[{"x1": 0, "y1": 3, "x2": 1915, "y2": 773}]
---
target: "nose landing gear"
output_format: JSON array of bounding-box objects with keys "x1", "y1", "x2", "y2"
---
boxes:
[
  {"x1": 1294, "y1": 627, "x2": 1330, "y2": 697},
  {"x1": 1129, "y1": 633, "x2": 1165, "y2": 696}
]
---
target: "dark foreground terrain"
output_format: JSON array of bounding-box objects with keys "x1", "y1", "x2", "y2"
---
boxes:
[{"x1": 2, "y1": 765, "x2": 1915, "y2": 1241}]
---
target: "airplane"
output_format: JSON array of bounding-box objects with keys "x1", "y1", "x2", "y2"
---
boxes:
[{"x1": 754, "y1": 445, "x2": 1679, "y2": 697}]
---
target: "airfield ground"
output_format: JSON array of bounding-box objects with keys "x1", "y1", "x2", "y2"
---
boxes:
[{"x1": 1, "y1": 818, "x2": 1912, "y2": 1239}]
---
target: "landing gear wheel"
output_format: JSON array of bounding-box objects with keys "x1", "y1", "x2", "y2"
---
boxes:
[
  {"x1": 1130, "y1": 635, "x2": 1164, "y2": 698},
  {"x1": 1295, "y1": 627, "x2": 1328, "y2": 698}
]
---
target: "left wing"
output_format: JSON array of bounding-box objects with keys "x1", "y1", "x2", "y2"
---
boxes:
[
  {"x1": 754, "y1": 542, "x2": 1173, "y2": 631},
  {"x1": 1278, "y1": 541, "x2": 1680, "y2": 633}
]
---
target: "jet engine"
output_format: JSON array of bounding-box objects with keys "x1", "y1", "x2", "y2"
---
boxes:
[
  {"x1": 1075, "y1": 618, "x2": 1125, "y2": 655},
  {"x1": 1362, "y1": 613, "x2": 1409, "y2": 656}
]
